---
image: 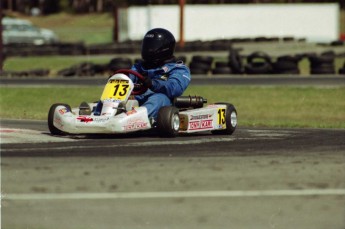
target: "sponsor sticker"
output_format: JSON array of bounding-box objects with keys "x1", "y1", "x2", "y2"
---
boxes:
[
  {"x1": 190, "y1": 114, "x2": 212, "y2": 120},
  {"x1": 77, "y1": 116, "x2": 93, "y2": 123},
  {"x1": 124, "y1": 120, "x2": 148, "y2": 131},
  {"x1": 189, "y1": 119, "x2": 213, "y2": 130},
  {"x1": 58, "y1": 108, "x2": 68, "y2": 115},
  {"x1": 77, "y1": 116, "x2": 110, "y2": 123},
  {"x1": 126, "y1": 109, "x2": 137, "y2": 116}
]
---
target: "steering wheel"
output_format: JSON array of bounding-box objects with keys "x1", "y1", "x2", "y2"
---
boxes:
[{"x1": 114, "y1": 69, "x2": 148, "y2": 95}]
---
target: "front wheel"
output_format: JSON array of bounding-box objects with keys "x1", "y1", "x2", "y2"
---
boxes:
[
  {"x1": 48, "y1": 103, "x2": 71, "y2": 135},
  {"x1": 212, "y1": 103, "x2": 237, "y2": 135},
  {"x1": 157, "y1": 106, "x2": 180, "y2": 137}
]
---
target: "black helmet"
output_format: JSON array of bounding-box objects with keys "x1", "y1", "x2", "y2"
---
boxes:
[{"x1": 141, "y1": 28, "x2": 176, "y2": 65}]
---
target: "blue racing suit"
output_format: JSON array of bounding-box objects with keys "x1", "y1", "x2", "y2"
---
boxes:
[{"x1": 130, "y1": 60, "x2": 191, "y2": 119}]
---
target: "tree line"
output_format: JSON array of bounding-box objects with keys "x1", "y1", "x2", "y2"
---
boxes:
[{"x1": 2, "y1": 0, "x2": 344, "y2": 15}]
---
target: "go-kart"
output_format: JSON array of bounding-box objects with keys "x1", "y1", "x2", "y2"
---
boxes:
[{"x1": 48, "y1": 69, "x2": 237, "y2": 137}]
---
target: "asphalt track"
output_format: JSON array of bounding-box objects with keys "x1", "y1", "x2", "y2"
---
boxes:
[{"x1": 1, "y1": 119, "x2": 345, "y2": 229}]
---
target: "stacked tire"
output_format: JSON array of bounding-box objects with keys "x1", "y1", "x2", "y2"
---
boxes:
[
  {"x1": 244, "y1": 51, "x2": 273, "y2": 74},
  {"x1": 272, "y1": 55, "x2": 301, "y2": 74},
  {"x1": 309, "y1": 51, "x2": 335, "y2": 74},
  {"x1": 212, "y1": 61, "x2": 232, "y2": 74},
  {"x1": 57, "y1": 62, "x2": 107, "y2": 77},
  {"x1": 189, "y1": 55, "x2": 213, "y2": 74},
  {"x1": 228, "y1": 49, "x2": 244, "y2": 74},
  {"x1": 108, "y1": 57, "x2": 133, "y2": 73}
]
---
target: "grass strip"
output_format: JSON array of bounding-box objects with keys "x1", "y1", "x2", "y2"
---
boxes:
[{"x1": 1, "y1": 86, "x2": 344, "y2": 128}]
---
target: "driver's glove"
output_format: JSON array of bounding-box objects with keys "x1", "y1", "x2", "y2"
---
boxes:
[{"x1": 143, "y1": 77, "x2": 153, "y2": 89}]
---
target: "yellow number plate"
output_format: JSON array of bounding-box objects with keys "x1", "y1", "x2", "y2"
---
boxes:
[
  {"x1": 217, "y1": 108, "x2": 226, "y2": 129},
  {"x1": 101, "y1": 79, "x2": 130, "y2": 101}
]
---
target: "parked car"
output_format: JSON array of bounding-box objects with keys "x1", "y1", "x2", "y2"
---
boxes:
[{"x1": 2, "y1": 17, "x2": 59, "y2": 45}]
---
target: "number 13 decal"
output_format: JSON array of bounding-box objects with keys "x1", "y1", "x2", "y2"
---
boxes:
[
  {"x1": 218, "y1": 108, "x2": 226, "y2": 127},
  {"x1": 113, "y1": 84, "x2": 129, "y2": 97}
]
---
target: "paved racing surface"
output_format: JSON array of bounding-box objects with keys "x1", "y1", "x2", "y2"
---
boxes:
[{"x1": 1, "y1": 119, "x2": 345, "y2": 229}]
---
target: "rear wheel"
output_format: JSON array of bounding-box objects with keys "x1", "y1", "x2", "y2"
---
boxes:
[
  {"x1": 212, "y1": 103, "x2": 237, "y2": 135},
  {"x1": 157, "y1": 106, "x2": 180, "y2": 137},
  {"x1": 48, "y1": 103, "x2": 71, "y2": 135}
]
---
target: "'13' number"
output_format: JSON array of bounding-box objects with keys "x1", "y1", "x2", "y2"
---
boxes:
[
  {"x1": 218, "y1": 108, "x2": 226, "y2": 125},
  {"x1": 113, "y1": 84, "x2": 129, "y2": 97}
]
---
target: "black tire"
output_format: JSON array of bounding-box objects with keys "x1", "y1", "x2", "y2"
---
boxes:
[
  {"x1": 339, "y1": 68, "x2": 345, "y2": 75},
  {"x1": 215, "y1": 61, "x2": 230, "y2": 68},
  {"x1": 191, "y1": 55, "x2": 214, "y2": 65},
  {"x1": 189, "y1": 61, "x2": 211, "y2": 71},
  {"x1": 272, "y1": 60, "x2": 299, "y2": 72},
  {"x1": 190, "y1": 67, "x2": 209, "y2": 75},
  {"x1": 228, "y1": 49, "x2": 244, "y2": 74},
  {"x1": 212, "y1": 103, "x2": 237, "y2": 135},
  {"x1": 309, "y1": 55, "x2": 334, "y2": 65},
  {"x1": 48, "y1": 103, "x2": 71, "y2": 135},
  {"x1": 245, "y1": 62, "x2": 273, "y2": 74},
  {"x1": 247, "y1": 51, "x2": 272, "y2": 64},
  {"x1": 157, "y1": 106, "x2": 180, "y2": 137},
  {"x1": 276, "y1": 55, "x2": 301, "y2": 64},
  {"x1": 108, "y1": 58, "x2": 132, "y2": 72},
  {"x1": 212, "y1": 67, "x2": 232, "y2": 74},
  {"x1": 57, "y1": 67, "x2": 77, "y2": 77}
]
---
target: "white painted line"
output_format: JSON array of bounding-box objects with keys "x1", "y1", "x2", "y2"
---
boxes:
[
  {"x1": 0, "y1": 128, "x2": 76, "y2": 144},
  {"x1": 3, "y1": 189, "x2": 345, "y2": 201}
]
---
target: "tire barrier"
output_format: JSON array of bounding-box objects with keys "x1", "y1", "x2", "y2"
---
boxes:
[
  {"x1": 2, "y1": 36, "x2": 343, "y2": 57},
  {"x1": 57, "y1": 58, "x2": 133, "y2": 77},
  {"x1": 2, "y1": 47, "x2": 344, "y2": 77},
  {"x1": 51, "y1": 52, "x2": 345, "y2": 77},
  {"x1": 55, "y1": 57, "x2": 196, "y2": 77},
  {"x1": 57, "y1": 62, "x2": 108, "y2": 77},
  {"x1": 4, "y1": 42, "x2": 86, "y2": 57}
]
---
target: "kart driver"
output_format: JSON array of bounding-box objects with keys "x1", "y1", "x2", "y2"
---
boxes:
[{"x1": 129, "y1": 28, "x2": 191, "y2": 121}]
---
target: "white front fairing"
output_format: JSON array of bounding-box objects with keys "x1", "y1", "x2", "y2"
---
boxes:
[{"x1": 53, "y1": 105, "x2": 151, "y2": 134}]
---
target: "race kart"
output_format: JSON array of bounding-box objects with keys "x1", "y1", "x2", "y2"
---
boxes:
[{"x1": 48, "y1": 69, "x2": 237, "y2": 137}]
